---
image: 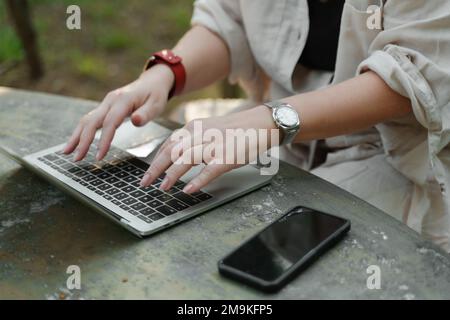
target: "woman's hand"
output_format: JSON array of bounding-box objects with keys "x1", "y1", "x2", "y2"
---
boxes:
[
  {"x1": 63, "y1": 64, "x2": 175, "y2": 161},
  {"x1": 140, "y1": 105, "x2": 278, "y2": 194}
]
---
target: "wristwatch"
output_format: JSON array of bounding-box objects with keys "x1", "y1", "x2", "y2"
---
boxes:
[
  {"x1": 263, "y1": 101, "x2": 301, "y2": 145},
  {"x1": 144, "y1": 49, "x2": 186, "y2": 99}
]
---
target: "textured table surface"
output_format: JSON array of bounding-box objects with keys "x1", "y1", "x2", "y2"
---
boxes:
[{"x1": 0, "y1": 87, "x2": 449, "y2": 300}]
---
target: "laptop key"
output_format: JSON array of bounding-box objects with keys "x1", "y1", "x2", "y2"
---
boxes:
[
  {"x1": 121, "y1": 185, "x2": 136, "y2": 193},
  {"x1": 140, "y1": 186, "x2": 154, "y2": 192},
  {"x1": 119, "y1": 204, "x2": 130, "y2": 211},
  {"x1": 127, "y1": 158, "x2": 149, "y2": 170},
  {"x1": 166, "y1": 187, "x2": 180, "y2": 195},
  {"x1": 138, "y1": 215, "x2": 153, "y2": 224},
  {"x1": 98, "y1": 183, "x2": 112, "y2": 191},
  {"x1": 113, "y1": 181, "x2": 128, "y2": 189},
  {"x1": 166, "y1": 199, "x2": 189, "y2": 211},
  {"x1": 157, "y1": 194, "x2": 172, "y2": 202},
  {"x1": 105, "y1": 176, "x2": 120, "y2": 184},
  {"x1": 44, "y1": 154, "x2": 59, "y2": 161},
  {"x1": 139, "y1": 207, "x2": 155, "y2": 216},
  {"x1": 137, "y1": 195, "x2": 152, "y2": 203},
  {"x1": 128, "y1": 209, "x2": 139, "y2": 216},
  {"x1": 75, "y1": 170, "x2": 88, "y2": 177},
  {"x1": 148, "y1": 188, "x2": 163, "y2": 197},
  {"x1": 102, "y1": 194, "x2": 113, "y2": 200},
  {"x1": 123, "y1": 175, "x2": 138, "y2": 183},
  {"x1": 115, "y1": 171, "x2": 129, "y2": 179},
  {"x1": 98, "y1": 172, "x2": 112, "y2": 179},
  {"x1": 105, "y1": 167, "x2": 121, "y2": 174},
  {"x1": 174, "y1": 180, "x2": 186, "y2": 188},
  {"x1": 114, "y1": 192, "x2": 129, "y2": 201},
  {"x1": 122, "y1": 164, "x2": 136, "y2": 172},
  {"x1": 149, "y1": 213, "x2": 165, "y2": 221},
  {"x1": 106, "y1": 188, "x2": 120, "y2": 195},
  {"x1": 130, "y1": 190, "x2": 145, "y2": 198},
  {"x1": 173, "y1": 192, "x2": 201, "y2": 206},
  {"x1": 130, "y1": 169, "x2": 145, "y2": 177},
  {"x1": 84, "y1": 164, "x2": 97, "y2": 171},
  {"x1": 82, "y1": 175, "x2": 96, "y2": 182},
  {"x1": 61, "y1": 163, "x2": 75, "y2": 170},
  {"x1": 122, "y1": 198, "x2": 138, "y2": 206},
  {"x1": 90, "y1": 168, "x2": 105, "y2": 176},
  {"x1": 95, "y1": 190, "x2": 104, "y2": 195},
  {"x1": 156, "y1": 205, "x2": 177, "y2": 216},
  {"x1": 196, "y1": 193, "x2": 213, "y2": 201},
  {"x1": 131, "y1": 202, "x2": 145, "y2": 211},
  {"x1": 130, "y1": 180, "x2": 142, "y2": 188},
  {"x1": 68, "y1": 166, "x2": 81, "y2": 173},
  {"x1": 89, "y1": 179, "x2": 103, "y2": 186},
  {"x1": 111, "y1": 199, "x2": 121, "y2": 206},
  {"x1": 115, "y1": 161, "x2": 128, "y2": 168},
  {"x1": 148, "y1": 199, "x2": 163, "y2": 208},
  {"x1": 54, "y1": 159, "x2": 66, "y2": 166}
]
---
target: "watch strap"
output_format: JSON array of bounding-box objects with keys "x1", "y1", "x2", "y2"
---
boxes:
[{"x1": 144, "y1": 50, "x2": 186, "y2": 99}]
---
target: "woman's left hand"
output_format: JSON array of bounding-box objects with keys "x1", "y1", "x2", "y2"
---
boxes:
[{"x1": 140, "y1": 105, "x2": 277, "y2": 194}]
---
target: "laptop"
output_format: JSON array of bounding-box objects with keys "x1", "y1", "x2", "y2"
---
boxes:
[{"x1": 6, "y1": 121, "x2": 272, "y2": 237}]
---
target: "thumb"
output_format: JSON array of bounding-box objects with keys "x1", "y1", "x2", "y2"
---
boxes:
[{"x1": 131, "y1": 94, "x2": 166, "y2": 127}]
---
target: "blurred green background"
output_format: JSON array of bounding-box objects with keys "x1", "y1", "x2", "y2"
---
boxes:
[{"x1": 0, "y1": 0, "x2": 240, "y2": 114}]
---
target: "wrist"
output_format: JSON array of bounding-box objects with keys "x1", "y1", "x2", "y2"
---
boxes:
[
  {"x1": 140, "y1": 64, "x2": 175, "y2": 95},
  {"x1": 244, "y1": 105, "x2": 282, "y2": 147},
  {"x1": 252, "y1": 105, "x2": 278, "y2": 130}
]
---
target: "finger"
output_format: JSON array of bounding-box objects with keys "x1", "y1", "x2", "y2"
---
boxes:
[
  {"x1": 183, "y1": 161, "x2": 232, "y2": 194},
  {"x1": 96, "y1": 100, "x2": 134, "y2": 160},
  {"x1": 73, "y1": 122, "x2": 101, "y2": 161},
  {"x1": 131, "y1": 94, "x2": 165, "y2": 127},
  {"x1": 63, "y1": 123, "x2": 83, "y2": 154},
  {"x1": 74, "y1": 105, "x2": 113, "y2": 161},
  {"x1": 159, "y1": 144, "x2": 205, "y2": 190},
  {"x1": 66, "y1": 92, "x2": 114, "y2": 158},
  {"x1": 141, "y1": 124, "x2": 196, "y2": 186},
  {"x1": 140, "y1": 139, "x2": 179, "y2": 187},
  {"x1": 160, "y1": 163, "x2": 193, "y2": 191}
]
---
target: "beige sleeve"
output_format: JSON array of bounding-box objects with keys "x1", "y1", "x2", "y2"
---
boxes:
[
  {"x1": 191, "y1": 0, "x2": 260, "y2": 87},
  {"x1": 356, "y1": 0, "x2": 450, "y2": 193}
]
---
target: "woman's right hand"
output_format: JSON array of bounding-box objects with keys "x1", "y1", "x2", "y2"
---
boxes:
[{"x1": 63, "y1": 64, "x2": 175, "y2": 161}]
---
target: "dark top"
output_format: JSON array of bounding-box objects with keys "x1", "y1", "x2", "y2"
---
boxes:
[{"x1": 298, "y1": 0, "x2": 345, "y2": 71}]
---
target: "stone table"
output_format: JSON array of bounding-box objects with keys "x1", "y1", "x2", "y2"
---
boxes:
[{"x1": 0, "y1": 87, "x2": 449, "y2": 299}]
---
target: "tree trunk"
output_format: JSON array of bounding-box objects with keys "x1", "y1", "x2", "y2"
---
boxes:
[{"x1": 5, "y1": 0, "x2": 44, "y2": 80}]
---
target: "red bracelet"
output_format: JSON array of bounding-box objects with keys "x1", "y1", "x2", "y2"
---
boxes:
[{"x1": 144, "y1": 49, "x2": 186, "y2": 99}]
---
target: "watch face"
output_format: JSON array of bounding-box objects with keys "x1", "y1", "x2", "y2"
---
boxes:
[{"x1": 275, "y1": 106, "x2": 299, "y2": 127}]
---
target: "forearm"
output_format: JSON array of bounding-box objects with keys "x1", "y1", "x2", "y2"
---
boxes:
[
  {"x1": 247, "y1": 71, "x2": 412, "y2": 143},
  {"x1": 172, "y1": 25, "x2": 230, "y2": 94}
]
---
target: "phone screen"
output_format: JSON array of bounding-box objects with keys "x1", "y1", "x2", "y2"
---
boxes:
[{"x1": 221, "y1": 207, "x2": 348, "y2": 283}]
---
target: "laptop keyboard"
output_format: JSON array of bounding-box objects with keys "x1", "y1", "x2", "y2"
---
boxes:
[{"x1": 36, "y1": 143, "x2": 213, "y2": 225}]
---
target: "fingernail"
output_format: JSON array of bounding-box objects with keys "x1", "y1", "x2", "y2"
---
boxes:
[
  {"x1": 183, "y1": 183, "x2": 194, "y2": 194},
  {"x1": 160, "y1": 177, "x2": 170, "y2": 190}
]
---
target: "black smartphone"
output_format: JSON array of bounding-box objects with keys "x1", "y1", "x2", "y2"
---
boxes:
[{"x1": 218, "y1": 206, "x2": 351, "y2": 293}]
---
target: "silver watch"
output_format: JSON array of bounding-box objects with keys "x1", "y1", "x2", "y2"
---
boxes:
[{"x1": 263, "y1": 101, "x2": 300, "y2": 145}]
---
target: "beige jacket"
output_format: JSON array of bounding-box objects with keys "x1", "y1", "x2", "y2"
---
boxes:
[{"x1": 191, "y1": 0, "x2": 450, "y2": 250}]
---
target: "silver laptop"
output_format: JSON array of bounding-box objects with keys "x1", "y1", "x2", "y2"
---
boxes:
[{"x1": 14, "y1": 121, "x2": 272, "y2": 237}]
